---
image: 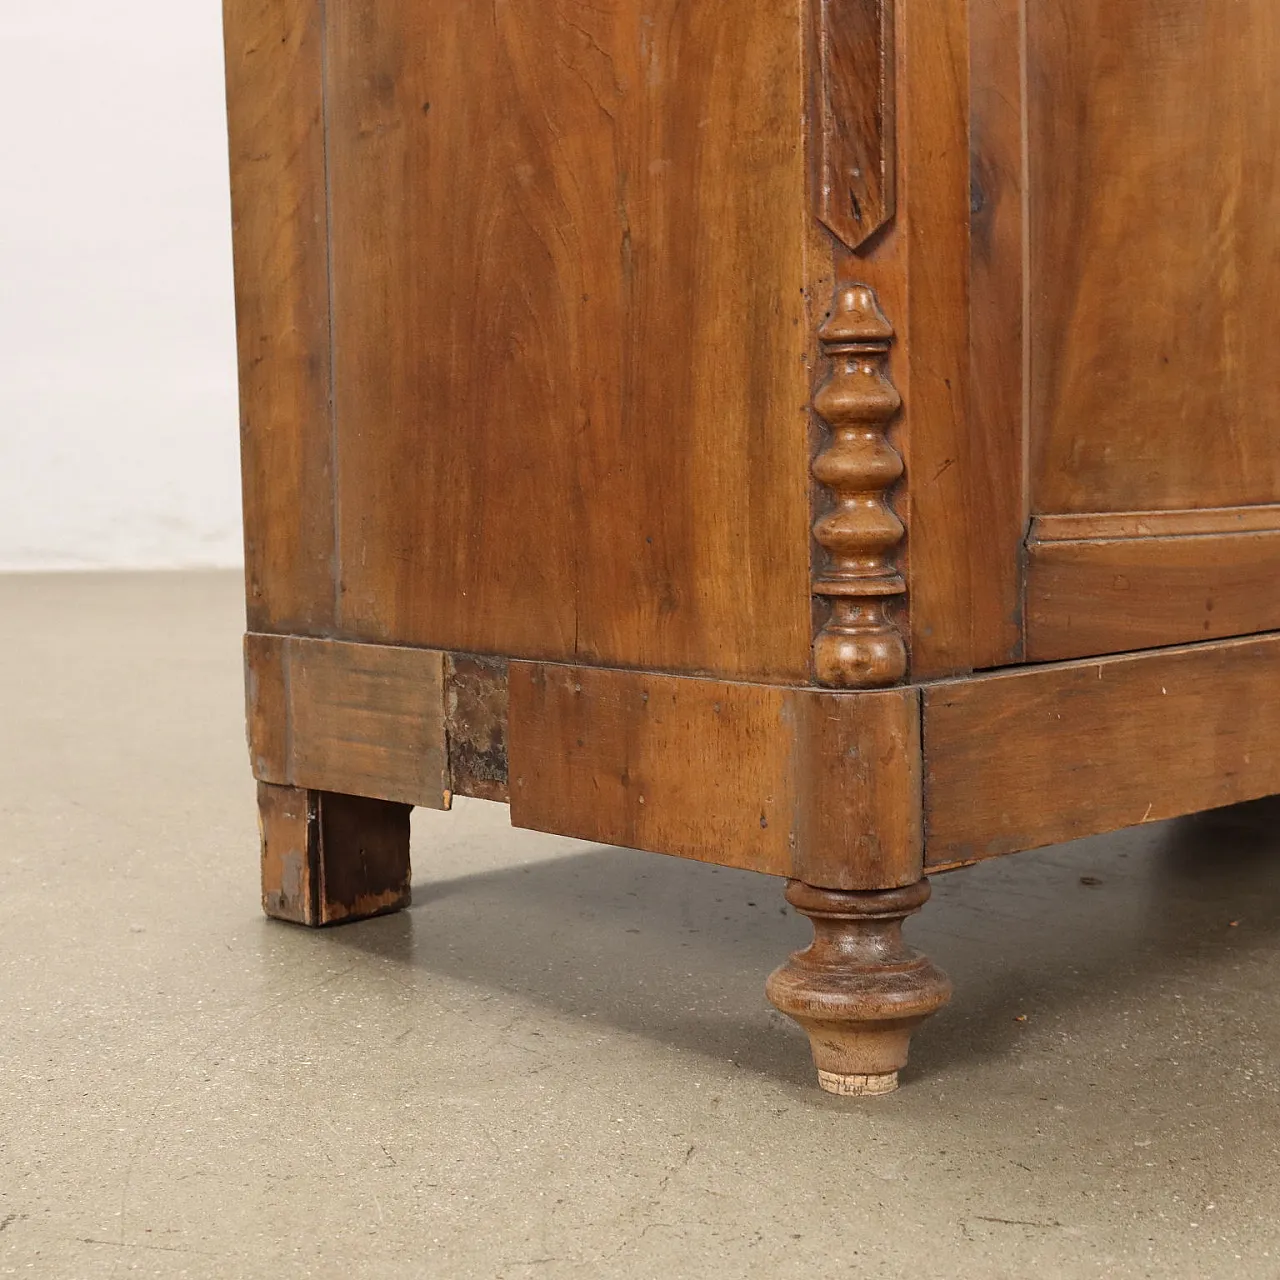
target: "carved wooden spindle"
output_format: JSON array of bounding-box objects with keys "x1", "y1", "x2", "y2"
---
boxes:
[
  {"x1": 811, "y1": 283, "x2": 907, "y2": 688},
  {"x1": 766, "y1": 879, "x2": 951, "y2": 1096}
]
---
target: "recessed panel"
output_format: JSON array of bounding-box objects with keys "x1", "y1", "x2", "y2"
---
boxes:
[{"x1": 1029, "y1": 0, "x2": 1280, "y2": 513}]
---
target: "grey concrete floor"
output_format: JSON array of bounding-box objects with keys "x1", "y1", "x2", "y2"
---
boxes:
[{"x1": 3, "y1": 572, "x2": 1280, "y2": 1279}]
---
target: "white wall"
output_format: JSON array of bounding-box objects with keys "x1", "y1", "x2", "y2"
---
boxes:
[{"x1": 0, "y1": 3, "x2": 243, "y2": 570}]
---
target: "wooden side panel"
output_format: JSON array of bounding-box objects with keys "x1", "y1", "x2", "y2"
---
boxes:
[
  {"x1": 258, "y1": 783, "x2": 412, "y2": 926},
  {"x1": 924, "y1": 634, "x2": 1280, "y2": 867},
  {"x1": 246, "y1": 634, "x2": 450, "y2": 809},
  {"x1": 1026, "y1": 529, "x2": 1280, "y2": 661},
  {"x1": 508, "y1": 663, "x2": 922, "y2": 890},
  {"x1": 1028, "y1": 0, "x2": 1280, "y2": 514},
  {"x1": 323, "y1": 0, "x2": 811, "y2": 682},
  {"x1": 223, "y1": 0, "x2": 335, "y2": 634}
]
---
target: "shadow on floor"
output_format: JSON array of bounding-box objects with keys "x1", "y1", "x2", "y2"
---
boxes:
[{"x1": 317, "y1": 796, "x2": 1280, "y2": 1090}]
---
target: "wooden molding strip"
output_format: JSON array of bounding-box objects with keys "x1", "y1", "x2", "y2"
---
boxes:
[
  {"x1": 508, "y1": 663, "x2": 923, "y2": 891},
  {"x1": 1031, "y1": 505, "x2": 1280, "y2": 543},
  {"x1": 1025, "y1": 527, "x2": 1280, "y2": 661},
  {"x1": 924, "y1": 632, "x2": 1280, "y2": 869}
]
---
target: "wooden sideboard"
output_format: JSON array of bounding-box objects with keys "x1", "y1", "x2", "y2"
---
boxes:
[{"x1": 224, "y1": 0, "x2": 1280, "y2": 1095}]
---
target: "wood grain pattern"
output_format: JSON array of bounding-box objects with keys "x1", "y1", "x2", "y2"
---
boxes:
[
  {"x1": 323, "y1": 0, "x2": 812, "y2": 682},
  {"x1": 223, "y1": 0, "x2": 334, "y2": 634},
  {"x1": 967, "y1": 0, "x2": 1028, "y2": 665},
  {"x1": 1029, "y1": 0, "x2": 1280, "y2": 515},
  {"x1": 924, "y1": 633, "x2": 1280, "y2": 867},
  {"x1": 792, "y1": 682, "x2": 922, "y2": 890},
  {"x1": 896, "y1": 0, "x2": 983, "y2": 677},
  {"x1": 508, "y1": 663, "x2": 922, "y2": 891},
  {"x1": 849, "y1": 0, "x2": 1019, "y2": 678},
  {"x1": 246, "y1": 634, "x2": 450, "y2": 809},
  {"x1": 813, "y1": 0, "x2": 896, "y2": 250},
  {"x1": 1026, "y1": 530, "x2": 1280, "y2": 660},
  {"x1": 258, "y1": 782, "x2": 411, "y2": 926}
]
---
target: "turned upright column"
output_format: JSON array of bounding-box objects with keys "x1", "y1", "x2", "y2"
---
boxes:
[{"x1": 769, "y1": 260, "x2": 951, "y2": 1092}]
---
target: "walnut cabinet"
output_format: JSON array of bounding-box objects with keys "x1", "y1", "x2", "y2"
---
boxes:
[{"x1": 224, "y1": 0, "x2": 1280, "y2": 1094}]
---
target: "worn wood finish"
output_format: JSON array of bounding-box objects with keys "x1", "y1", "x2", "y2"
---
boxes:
[
  {"x1": 246, "y1": 634, "x2": 450, "y2": 810},
  {"x1": 445, "y1": 655, "x2": 510, "y2": 804},
  {"x1": 766, "y1": 879, "x2": 951, "y2": 1095},
  {"x1": 509, "y1": 664, "x2": 922, "y2": 891},
  {"x1": 1029, "y1": 0, "x2": 1280, "y2": 516},
  {"x1": 812, "y1": 0, "x2": 896, "y2": 251},
  {"x1": 223, "y1": 0, "x2": 334, "y2": 635},
  {"x1": 924, "y1": 634, "x2": 1280, "y2": 868},
  {"x1": 1026, "y1": 529, "x2": 1280, "y2": 661},
  {"x1": 323, "y1": 0, "x2": 812, "y2": 682},
  {"x1": 258, "y1": 783, "x2": 412, "y2": 927}
]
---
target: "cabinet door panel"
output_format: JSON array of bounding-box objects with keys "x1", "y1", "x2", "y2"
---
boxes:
[
  {"x1": 1029, "y1": 0, "x2": 1280, "y2": 515},
  {"x1": 1004, "y1": 0, "x2": 1280, "y2": 661}
]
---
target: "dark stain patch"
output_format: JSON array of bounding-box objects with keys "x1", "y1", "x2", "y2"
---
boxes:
[{"x1": 445, "y1": 655, "x2": 510, "y2": 802}]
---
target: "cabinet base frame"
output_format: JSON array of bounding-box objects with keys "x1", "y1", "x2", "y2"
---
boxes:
[{"x1": 246, "y1": 630, "x2": 1280, "y2": 1089}]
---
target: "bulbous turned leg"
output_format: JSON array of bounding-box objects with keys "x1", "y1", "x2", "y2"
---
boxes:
[{"x1": 766, "y1": 879, "x2": 951, "y2": 1096}]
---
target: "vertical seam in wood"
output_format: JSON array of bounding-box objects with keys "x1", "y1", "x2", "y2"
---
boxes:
[
  {"x1": 915, "y1": 681, "x2": 929, "y2": 865},
  {"x1": 320, "y1": 0, "x2": 342, "y2": 631},
  {"x1": 438, "y1": 650, "x2": 454, "y2": 807},
  {"x1": 1017, "y1": 0, "x2": 1031, "y2": 657},
  {"x1": 308, "y1": 790, "x2": 323, "y2": 926},
  {"x1": 282, "y1": 636, "x2": 297, "y2": 787}
]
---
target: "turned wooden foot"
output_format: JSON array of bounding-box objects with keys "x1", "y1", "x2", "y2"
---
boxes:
[
  {"x1": 766, "y1": 879, "x2": 951, "y2": 1096},
  {"x1": 257, "y1": 782, "x2": 412, "y2": 927}
]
